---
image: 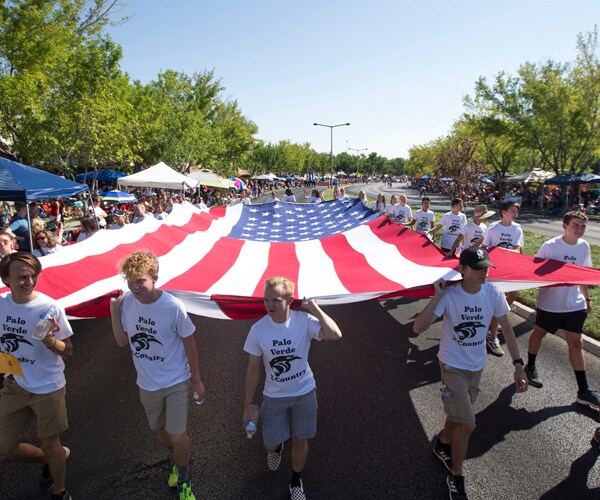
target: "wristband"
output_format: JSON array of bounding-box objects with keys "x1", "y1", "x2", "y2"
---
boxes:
[{"x1": 512, "y1": 358, "x2": 524, "y2": 366}]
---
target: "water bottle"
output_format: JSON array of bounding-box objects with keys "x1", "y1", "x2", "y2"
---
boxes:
[
  {"x1": 192, "y1": 390, "x2": 204, "y2": 405},
  {"x1": 31, "y1": 305, "x2": 59, "y2": 340},
  {"x1": 440, "y1": 384, "x2": 451, "y2": 400},
  {"x1": 245, "y1": 404, "x2": 260, "y2": 439}
]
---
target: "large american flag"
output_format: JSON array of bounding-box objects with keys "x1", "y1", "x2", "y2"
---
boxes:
[{"x1": 2, "y1": 199, "x2": 599, "y2": 320}]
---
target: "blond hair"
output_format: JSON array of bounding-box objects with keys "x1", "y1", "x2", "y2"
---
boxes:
[
  {"x1": 264, "y1": 276, "x2": 295, "y2": 299},
  {"x1": 119, "y1": 251, "x2": 159, "y2": 281}
]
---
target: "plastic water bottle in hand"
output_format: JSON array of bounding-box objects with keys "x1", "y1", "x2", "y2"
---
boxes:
[
  {"x1": 245, "y1": 404, "x2": 260, "y2": 439},
  {"x1": 192, "y1": 390, "x2": 204, "y2": 405},
  {"x1": 32, "y1": 305, "x2": 59, "y2": 340}
]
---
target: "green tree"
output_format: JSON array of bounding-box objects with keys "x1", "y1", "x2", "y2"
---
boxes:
[
  {"x1": 0, "y1": 0, "x2": 129, "y2": 170},
  {"x1": 469, "y1": 27, "x2": 600, "y2": 174}
]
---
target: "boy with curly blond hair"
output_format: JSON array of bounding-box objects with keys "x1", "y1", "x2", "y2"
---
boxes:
[{"x1": 110, "y1": 251, "x2": 205, "y2": 500}]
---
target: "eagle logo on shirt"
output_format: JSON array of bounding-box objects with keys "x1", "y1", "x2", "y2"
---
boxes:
[
  {"x1": 453, "y1": 322, "x2": 486, "y2": 341},
  {"x1": 130, "y1": 333, "x2": 163, "y2": 351},
  {"x1": 497, "y1": 241, "x2": 513, "y2": 249},
  {"x1": 270, "y1": 355, "x2": 301, "y2": 376},
  {"x1": 0, "y1": 333, "x2": 33, "y2": 353},
  {"x1": 449, "y1": 224, "x2": 461, "y2": 233},
  {"x1": 418, "y1": 221, "x2": 429, "y2": 231}
]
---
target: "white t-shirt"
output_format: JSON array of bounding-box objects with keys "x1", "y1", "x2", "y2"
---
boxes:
[
  {"x1": 266, "y1": 197, "x2": 277, "y2": 204},
  {"x1": 371, "y1": 202, "x2": 385, "y2": 212},
  {"x1": 395, "y1": 204, "x2": 412, "y2": 224},
  {"x1": 241, "y1": 197, "x2": 252, "y2": 205},
  {"x1": 413, "y1": 209, "x2": 435, "y2": 234},
  {"x1": 0, "y1": 293, "x2": 73, "y2": 394},
  {"x1": 282, "y1": 195, "x2": 296, "y2": 202},
  {"x1": 536, "y1": 236, "x2": 592, "y2": 312},
  {"x1": 33, "y1": 245, "x2": 63, "y2": 258},
  {"x1": 94, "y1": 206, "x2": 107, "y2": 227},
  {"x1": 434, "y1": 283, "x2": 509, "y2": 371},
  {"x1": 482, "y1": 221, "x2": 523, "y2": 250},
  {"x1": 120, "y1": 291, "x2": 196, "y2": 391},
  {"x1": 459, "y1": 222, "x2": 487, "y2": 247},
  {"x1": 307, "y1": 196, "x2": 321, "y2": 204},
  {"x1": 384, "y1": 203, "x2": 398, "y2": 218},
  {"x1": 244, "y1": 310, "x2": 321, "y2": 398},
  {"x1": 77, "y1": 231, "x2": 97, "y2": 243},
  {"x1": 440, "y1": 212, "x2": 467, "y2": 249}
]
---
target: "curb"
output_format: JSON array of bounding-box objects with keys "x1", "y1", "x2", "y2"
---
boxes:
[{"x1": 512, "y1": 301, "x2": 600, "y2": 358}]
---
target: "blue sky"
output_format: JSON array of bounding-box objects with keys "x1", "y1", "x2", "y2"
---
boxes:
[{"x1": 106, "y1": 1, "x2": 599, "y2": 159}]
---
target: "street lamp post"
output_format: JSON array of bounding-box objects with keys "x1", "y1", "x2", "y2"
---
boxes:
[
  {"x1": 314, "y1": 122, "x2": 350, "y2": 188},
  {"x1": 348, "y1": 146, "x2": 367, "y2": 177}
]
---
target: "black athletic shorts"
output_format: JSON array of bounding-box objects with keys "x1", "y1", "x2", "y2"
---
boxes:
[{"x1": 535, "y1": 308, "x2": 587, "y2": 334}]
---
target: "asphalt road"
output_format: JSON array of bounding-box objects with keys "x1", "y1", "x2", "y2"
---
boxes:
[{"x1": 1, "y1": 299, "x2": 599, "y2": 499}]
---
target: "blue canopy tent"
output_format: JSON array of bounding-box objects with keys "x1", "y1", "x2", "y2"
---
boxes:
[
  {"x1": 0, "y1": 157, "x2": 89, "y2": 202},
  {"x1": 75, "y1": 169, "x2": 127, "y2": 183},
  {"x1": 544, "y1": 172, "x2": 600, "y2": 209},
  {"x1": 0, "y1": 157, "x2": 89, "y2": 250}
]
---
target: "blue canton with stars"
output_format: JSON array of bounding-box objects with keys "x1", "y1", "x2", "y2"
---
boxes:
[{"x1": 228, "y1": 198, "x2": 381, "y2": 242}]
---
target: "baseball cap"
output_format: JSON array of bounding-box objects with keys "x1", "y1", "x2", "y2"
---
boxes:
[{"x1": 459, "y1": 247, "x2": 496, "y2": 270}]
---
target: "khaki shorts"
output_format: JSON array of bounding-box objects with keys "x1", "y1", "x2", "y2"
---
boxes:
[
  {"x1": 0, "y1": 376, "x2": 68, "y2": 443},
  {"x1": 139, "y1": 379, "x2": 190, "y2": 435},
  {"x1": 439, "y1": 362, "x2": 483, "y2": 425}
]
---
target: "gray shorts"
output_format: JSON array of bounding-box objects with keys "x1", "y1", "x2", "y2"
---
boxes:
[
  {"x1": 261, "y1": 389, "x2": 318, "y2": 447},
  {"x1": 139, "y1": 379, "x2": 190, "y2": 435}
]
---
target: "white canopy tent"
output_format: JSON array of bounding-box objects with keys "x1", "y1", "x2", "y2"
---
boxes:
[
  {"x1": 187, "y1": 169, "x2": 234, "y2": 189},
  {"x1": 117, "y1": 162, "x2": 199, "y2": 190},
  {"x1": 504, "y1": 169, "x2": 555, "y2": 184}
]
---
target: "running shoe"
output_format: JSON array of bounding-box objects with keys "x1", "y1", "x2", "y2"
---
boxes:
[
  {"x1": 39, "y1": 446, "x2": 70, "y2": 493},
  {"x1": 432, "y1": 436, "x2": 452, "y2": 472},
  {"x1": 168, "y1": 464, "x2": 178, "y2": 488},
  {"x1": 524, "y1": 365, "x2": 543, "y2": 388},
  {"x1": 289, "y1": 478, "x2": 306, "y2": 500},
  {"x1": 267, "y1": 442, "x2": 284, "y2": 471},
  {"x1": 576, "y1": 389, "x2": 600, "y2": 411},
  {"x1": 51, "y1": 492, "x2": 72, "y2": 500},
  {"x1": 447, "y1": 474, "x2": 468, "y2": 500},
  {"x1": 486, "y1": 335, "x2": 504, "y2": 357},
  {"x1": 178, "y1": 481, "x2": 196, "y2": 500}
]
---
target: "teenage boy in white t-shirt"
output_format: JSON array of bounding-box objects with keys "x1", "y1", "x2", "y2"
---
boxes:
[
  {"x1": 413, "y1": 247, "x2": 527, "y2": 500},
  {"x1": 482, "y1": 201, "x2": 524, "y2": 357},
  {"x1": 426, "y1": 198, "x2": 467, "y2": 253},
  {"x1": 0, "y1": 252, "x2": 74, "y2": 500},
  {"x1": 110, "y1": 251, "x2": 205, "y2": 500},
  {"x1": 446, "y1": 205, "x2": 495, "y2": 258},
  {"x1": 523, "y1": 211, "x2": 599, "y2": 411},
  {"x1": 243, "y1": 276, "x2": 342, "y2": 500},
  {"x1": 410, "y1": 197, "x2": 436, "y2": 238}
]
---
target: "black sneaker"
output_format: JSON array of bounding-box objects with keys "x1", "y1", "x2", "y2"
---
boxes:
[
  {"x1": 433, "y1": 437, "x2": 452, "y2": 472},
  {"x1": 447, "y1": 474, "x2": 468, "y2": 500},
  {"x1": 524, "y1": 365, "x2": 543, "y2": 388},
  {"x1": 289, "y1": 478, "x2": 306, "y2": 500},
  {"x1": 51, "y1": 491, "x2": 72, "y2": 500},
  {"x1": 39, "y1": 464, "x2": 53, "y2": 493},
  {"x1": 39, "y1": 446, "x2": 70, "y2": 492},
  {"x1": 576, "y1": 389, "x2": 600, "y2": 410}
]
